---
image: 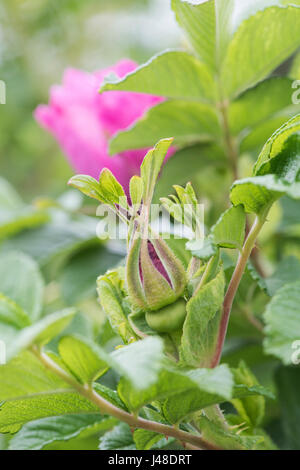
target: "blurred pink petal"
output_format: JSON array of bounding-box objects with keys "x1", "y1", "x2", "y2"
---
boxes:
[{"x1": 34, "y1": 60, "x2": 173, "y2": 192}]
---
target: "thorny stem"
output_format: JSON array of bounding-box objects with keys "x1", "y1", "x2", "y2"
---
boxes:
[
  {"x1": 211, "y1": 205, "x2": 271, "y2": 368},
  {"x1": 31, "y1": 346, "x2": 221, "y2": 451}
]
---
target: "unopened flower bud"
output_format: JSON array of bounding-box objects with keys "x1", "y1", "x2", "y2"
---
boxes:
[{"x1": 126, "y1": 234, "x2": 187, "y2": 312}]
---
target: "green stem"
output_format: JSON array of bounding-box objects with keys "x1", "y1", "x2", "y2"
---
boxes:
[
  {"x1": 31, "y1": 346, "x2": 221, "y2": 451},
  {"x1": 210, "y1": 205, "x2": 270, "y2": 368},
  {"x1": 219, "y1": 100, "x2": 239, "y2": 181}
]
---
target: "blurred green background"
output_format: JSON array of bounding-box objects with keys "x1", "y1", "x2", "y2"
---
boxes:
[{"x1": 0, "y1": 0, "x2": 181, "y2": 200}]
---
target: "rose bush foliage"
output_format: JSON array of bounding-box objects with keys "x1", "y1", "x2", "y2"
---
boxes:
[{"x1": 1, "y1": 0, "x2": 300, "y2": 451}]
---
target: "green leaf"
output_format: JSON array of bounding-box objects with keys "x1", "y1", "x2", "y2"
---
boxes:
[
  {"x1": 0, "y1": 294, "x2": 31, "y2": 330},
  {"x1": 118, "y1": 361, "x2": 232, "y2": 415},
  {"x1": 1, "y1": 214, "x2": 100, "y2": 270},
  {"x1": 129, "y1": 176, "x2": 143, "y2": 207},
  {"x1": 93, "y1": 383, "x2": 128, "y2": 412},
  {"x1": 254, "y1": 113, "x2": 300, "y2": 175},
  {"x1": 264, "y1": 280, "x2": 300, "y2": 364},
  {"x1": 99, "y1": 169, "x2": 127, "y2": 208},
  {"x1": 222, "y1": 5, "x2": 300, "y2": 98},
  {"x1": 141, "y1": 138, "x2": 173, "y2": 204},
  {"x1": 230, "y1": 174, "x2": 300, "y2": 214},
  {"x1": 186, "y1": 238, "x2": 217, "y2": 261},
  {"x1": 134, "y1": 429, "x2": 171, "y2": 450},
  {"x1": 231, "y1": 361, "x2": 265, "y2": 427},
  {"x1": 0, "y1": 177, "x2": 48, "y2": 240},
  {"x1": 171, "y1": 0, "x2": 235, "y2": 73},
  {"x1": 180, "y1": 269, "x2": 225, "y2": 367},
  {"x1": 100, "y1": 50, "x2": 216, "y2": 102},
  {"x1": 163, "y1": 364, "x2": 233, "y2": 424},
  {"x1": 141, "y1": 138, "x2": 174, "y2": 205},
  {"x1": 99, "y1": 423, "x2": 136, "y2": 450},
  {"x1": 68, "y1": 175, "x2": 105, "y2": 203},
  {"x1": 212, "y1": 205, "x2": 246, "y2": 250},
  {"x1": 7, "y1": 308, "x2": 76, "y2": 360},
  {"x1": 265, "y1": 256, "x2": 300, "y2": 296},
  {"x1": 275, "y1": 366, "x2": 300, "y2": 450},
  {"x1": 229, "y1": 77, "x2": 296, "y2": 136},
  {"x1": 109, "y1": 101, "x2": 220, "y2": 154},
  {"x1": 0, "y1": 392, "x2": 98, "y2": 434},
  {"x1": 97, "y1": 269, "x2": 138, "y2": 344},
  {"x1": 9, "y1": 414, "x2": 115, "y2": 450},
  {"x1": 58, "y1": 336, "x2": 110, "y2": 384},
  {"x1": 0, "y1": 251, "x2": 44, "y2": 322},
  {"x1": 0, "y1": 351, "x2": 97, "y2": 433},
  {"x1": 195, "y1": 415, "x2": 264, "y2": 450},
  {"x1": 0, "y1": 351, "x2": 68, "y2": 401},
  {"x1": 112, "y1": 336, "x2": 164, "y2": 391}
]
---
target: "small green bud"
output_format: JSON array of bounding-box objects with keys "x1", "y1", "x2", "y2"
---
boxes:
[{"x1": 145, "y1": 298, "x2": 187, "y2": 333}]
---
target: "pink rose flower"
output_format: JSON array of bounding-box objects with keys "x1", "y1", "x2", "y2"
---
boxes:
[{"x1": 34, "y1": 60, "x2": 170, "y2": 192}]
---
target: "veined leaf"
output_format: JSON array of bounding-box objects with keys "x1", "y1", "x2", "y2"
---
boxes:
[
  {"x1": 99, "y1": 423, "x2": 136, "y2": 450},
  {"x1": 163, "y1": 364, "x2": 233, "y2": 424},
  {"x1": 0, "y1": 351, "x2": 68, "y2": 401},
  {"x1": 68, "y1": 175, "x2": 106, "y2": 203},
  {"x1": 134, "y1": 429, "x2": 172, "y2": 450},
  {"x1": 9, "y1": 414, "x2": 116, "y2": 450},
  {"x1": 222, "y1": 5, "x2": 300, "y2": 98},
  {"x1": 109, "y1": 100, "x2": 220, "y2": 154},
  {"x1": 254, "y1": 114, "x2": 300, "y2": 175},
  {"x1": 0, "y1": 351, "x2": 97, "y2": 433},
  {"x1": 58, "y1": 335, "x2": 110, "y2": 384},
  {"x1": 0, "y1": 392, "x2": 97, "y2": 433},
  {"x1": 180, "y1": 269, "x2": 225, "y2": 367},
  {"x1": 230, "y1": 175, "x2": 300, "y2": 214},
  {"x1": 97, "y1": 269, "x2": 138, "y2": 344},
  {"x1": 171, "y1": 0, "x2": 235, "y2": 73},
  {"x1": 100, "y1": 50, "x2": 216, "y2": 102},
  {"x1": 99, "y1": 169, "x2": 127, "y2": 209},
  {"x1": 118, "y1": 361, "x2": 232, "y2": 414},
  {"x1": 229, "y1": 77, "x2": 297, "y2": 136}
]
